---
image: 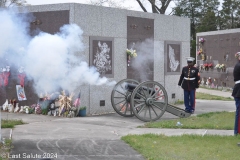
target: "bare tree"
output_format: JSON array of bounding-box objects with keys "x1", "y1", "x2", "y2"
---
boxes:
[
  {"x1": 88, "y1": 0, "x2": 131, "y2": 9},
  {"x1": 89, "y1": 0, "x2": 174, "y2": 15},
  {"x1": 0, "y1": 0, "x2": 27, "y2": 8},
  {"x1": 136, "y1": 0, "x2": 173, "y2": 14}
]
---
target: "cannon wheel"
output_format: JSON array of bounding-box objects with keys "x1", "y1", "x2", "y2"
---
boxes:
[
  {"x1": 130, "y1": 81, "x2": 168, "y2": 122},
  {"x1": 111, "y1": 79, "x2": 139, "y2": 117}
]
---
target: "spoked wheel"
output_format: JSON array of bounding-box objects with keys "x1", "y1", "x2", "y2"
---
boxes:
[
  {"x1": 130, "y1": 81, "x2": 168, "y2": 122},
  {"x1": 111, "y1": 79, "x2": 139, "y2": 117}
]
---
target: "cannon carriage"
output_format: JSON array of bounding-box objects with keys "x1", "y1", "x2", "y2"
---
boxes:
[{"x1": 111, "y1": 79, "x2": 191, "y2": 122}]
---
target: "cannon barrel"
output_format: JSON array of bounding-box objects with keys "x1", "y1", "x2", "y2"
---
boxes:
[
  {"x1": 125, "y1": 83, "x2": 138, "y2": 92},
  {"x1": 125, "y1": 83, "x2": 155, "y2": 95}
]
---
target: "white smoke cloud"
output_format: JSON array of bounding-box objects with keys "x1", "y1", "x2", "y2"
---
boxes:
[
  {"x1": 0, "y1": 8, "x2": 115, "y2": 95},
  {"x1": 130, "y1": 38, "x2": 155, "y2": 82},
  {"x1": 0, "y1": 9, "x2": 30, "y2": 58}
]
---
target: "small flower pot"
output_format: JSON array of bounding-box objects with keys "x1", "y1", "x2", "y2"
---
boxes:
[
  {"x1": 78, "y1": 109, "x2": 86, "y2": 117},
  {"x1": 217, "y1": 68, "x2": 221, "y2": 72}
]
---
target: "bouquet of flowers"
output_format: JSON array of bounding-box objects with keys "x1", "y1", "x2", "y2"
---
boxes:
[
  {"x1": 208, "y1": 63, "x2": 213, "y2": 68},
  {"x1": 199, "y1": 37, "x2": 205, "y2": 43},
  {"x1": 219, "y1": 64, "x2": 225, "y2": 69},
  {"x1": 126, "y1": 49, "x2": 137, "y2": 58},
  {"x1": 197, "y1": 48, "x2": 203, "y2": 55},
  {"x1": 203, "y1": 63, "x2": 208, "y2": 68},
  {"x1": 215, "y1": 64, "x2": 221, "y2": 69},
  {"x1": 23, "y1": 106, "x2": 30, "y2": 114}
]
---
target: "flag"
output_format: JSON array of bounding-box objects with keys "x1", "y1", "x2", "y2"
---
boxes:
[{"x1": 73, "y1": 91, "x2": 81, "y2": 108}]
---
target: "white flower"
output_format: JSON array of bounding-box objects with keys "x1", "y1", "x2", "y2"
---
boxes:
[{"x1": 126, "y1": 49, "x2": 137, "y2": 58}]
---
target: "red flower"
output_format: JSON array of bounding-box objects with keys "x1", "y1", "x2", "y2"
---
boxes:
[
  {"x1": 203, "y1": 63, "x2": 208, "y2": 67},
  {"x1": 208, "y1": 63, "x2": 213, "y2": 67}
]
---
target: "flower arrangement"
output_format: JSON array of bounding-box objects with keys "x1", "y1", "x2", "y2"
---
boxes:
[
  {"x1": 203, "y1": 63, "x2": 208, "y2": 68},
  {"x1": 215, "y1": 64, "x2": 225, "y2": 69},
  {"x1": 215, "y1": 64, "x2": 220, "y2": 69},
  {"x1": 199, "y1": 37, "x2": 205, "y2": 43},
  {"x1": 197, "y1": 48, "x2": 203, "y2": 55},
  {"x1": 208, "y1": 63, "x2": 213, "y2": 68},
  {"x1": 219, "y1": 64, "x2": 225, "y2": 69},
  {"x1": 126, "y1": 49, "x2": 137, "y2": 58},
  {"x1": 23, "y1": 106, "x2": 30, "y2": 114}
]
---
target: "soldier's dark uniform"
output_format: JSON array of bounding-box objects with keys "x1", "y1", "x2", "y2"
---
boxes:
[
  {"x1": 232, "y1": 52, "x2": 240, "y2": 136},
  {"x1": 178, "y1": 58, "x2": 200, "y2": 113}
]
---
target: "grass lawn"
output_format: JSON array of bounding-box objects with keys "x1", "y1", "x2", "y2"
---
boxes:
[
  {"x1": 142, "y1": 111, "x2": 234, "y2": 130},
  {"x1": 122, "y1": 134, "x2": 240, "y2": 160},
  {"x1": 173, "y1": 92, "x2": 233, "y2": 105},
  {"x1": 1, "y1": 119, "x2": 25, "y2": 128},
  {"x1": 122, "y1": 111, "x2": 240, "y2": 160},
  {"x1": 199, "y1": 86, "x2": 232, "y2": 92},
  {"x1": 196, "y1": 92, "x2": 233, "y2": 101}
]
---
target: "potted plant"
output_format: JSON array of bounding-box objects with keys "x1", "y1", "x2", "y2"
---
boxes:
[{"x1": 78, "y1": 106, "x2": 87, "y2": 117}]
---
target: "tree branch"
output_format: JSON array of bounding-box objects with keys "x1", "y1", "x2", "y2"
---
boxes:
[
  {"x1": 148, "y1": 0, "x2": 159, "y2": 13},
  {"x1": 136, "y1": 0, "x2": 148, "y2": 12},
  {"x1": 148, "y1": 0, "x2": 161, "y2": 14},
  {"x1": 148, "y1": 0, "x2": 173, "y2": 14}
]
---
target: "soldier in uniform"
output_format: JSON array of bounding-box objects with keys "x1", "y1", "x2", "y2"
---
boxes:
[
  {"x1": 232, "y1": 52, "x2": 240, "y2": 136},
  {"x1": 178, "y1": 57, "x2": 200, "y2": 113}
]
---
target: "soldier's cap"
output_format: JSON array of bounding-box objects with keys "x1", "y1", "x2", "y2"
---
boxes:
[
  {"x1": 186, "y1": 57, "x2": 195, "y2": 63},
  {"x1": 235, "y1": 52, "x2": 240, "y2": 59}
]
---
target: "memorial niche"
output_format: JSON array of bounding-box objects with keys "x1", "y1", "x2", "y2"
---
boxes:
[
  {"x1": 197, "y1": 32, "x2": 240, "y2": 88},
  {"x1": 127, "y1": 16, "x2": 154, "y2": 82}
]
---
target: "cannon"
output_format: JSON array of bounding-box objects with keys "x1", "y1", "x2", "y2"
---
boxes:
[{"x1": 111, "y1": 79, "x2": 191, "y2": 122}]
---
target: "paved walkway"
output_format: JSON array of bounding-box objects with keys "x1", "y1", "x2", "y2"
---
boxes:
[{"x1": 0, "y1": 88, "x2": 237, "y2": 160}]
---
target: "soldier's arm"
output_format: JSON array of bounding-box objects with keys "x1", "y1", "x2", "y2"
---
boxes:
[
  {"x1": 196, "y1": 69, "x2": 201, "y2": 88},
  {"x1": 178, "y1": 68, "x2": 184, "y2": 86}
]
